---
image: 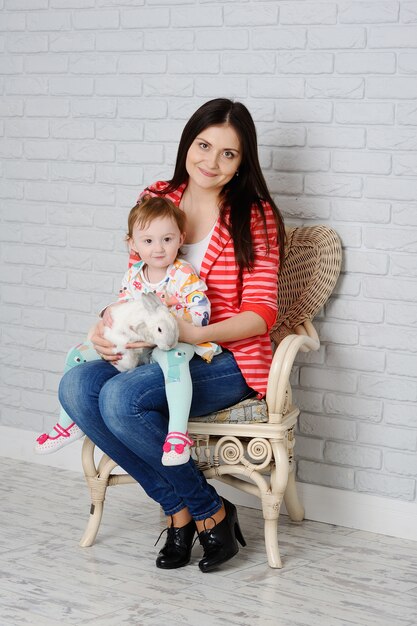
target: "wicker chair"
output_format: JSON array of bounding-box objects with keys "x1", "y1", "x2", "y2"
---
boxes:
[{"x1": 79, "y1": 224, "x2": 342, "y2": 568}]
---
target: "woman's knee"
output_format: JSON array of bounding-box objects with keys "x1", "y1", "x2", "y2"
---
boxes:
[
  {"x1": 59, "y1": 363, "x2": 85, "y2": 410},
  {"x1": 98, "y1": 376, "x2": 122, "y2": 426},
  {"x1": 98, "y1": 369, "x2": 167, "y2": 437},
  {"x1": 59, "y1": 360, "x2": 116, "y2": 416},
  {"x1": 98, "y1": 374, "x2": 143, "y2": 431},
  {"x1": 98, "y1": 379, "x2": 138, "y2": 441}
]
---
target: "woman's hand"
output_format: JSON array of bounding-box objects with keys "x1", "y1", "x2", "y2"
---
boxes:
[
  {"x1": 176, "y1": 311, "x2": 267, "y2": 345},
  {"x1": 176, "y1": 318, "x2": 202, "y2": 344}
]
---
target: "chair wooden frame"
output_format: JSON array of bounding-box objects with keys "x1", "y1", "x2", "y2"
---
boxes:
[{"x1": 79, "y1": 225, "x2": 342, "y2": 568}]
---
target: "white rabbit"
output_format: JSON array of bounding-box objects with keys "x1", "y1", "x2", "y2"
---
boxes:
[{"x1": 103, "y1": 292, "x2": 179, "y2": 372}]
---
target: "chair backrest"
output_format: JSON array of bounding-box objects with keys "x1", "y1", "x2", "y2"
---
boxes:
[{"x1": 270, "y1": 225, "x2": 342, "y2": 345}]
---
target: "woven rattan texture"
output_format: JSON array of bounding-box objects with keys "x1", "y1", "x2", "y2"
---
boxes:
[{"x1": 270, "y1": 225, "x2": 342, "y2": 345}]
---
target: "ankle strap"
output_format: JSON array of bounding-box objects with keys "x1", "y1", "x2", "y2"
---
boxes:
[{"x1": 164, "y1": 432, "x2": 194, "y2": 446}]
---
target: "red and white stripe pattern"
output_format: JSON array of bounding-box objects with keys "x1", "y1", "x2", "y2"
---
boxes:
[{"x1": 129, "y1": 181, "x2": 279, "y2": 397}]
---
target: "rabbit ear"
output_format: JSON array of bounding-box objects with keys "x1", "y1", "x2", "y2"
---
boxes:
[{"x1": 141, "y1": 291, "x2": 161, "y2": 312}]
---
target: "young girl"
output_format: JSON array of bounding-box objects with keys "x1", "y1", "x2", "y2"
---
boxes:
[{"x1": 35, "y1": 195, "x2": 220, "y2": 466}]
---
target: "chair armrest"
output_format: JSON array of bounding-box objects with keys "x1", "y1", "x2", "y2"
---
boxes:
[{"x1": 266, "y1": 320, "x2": 320, "y2": 421}]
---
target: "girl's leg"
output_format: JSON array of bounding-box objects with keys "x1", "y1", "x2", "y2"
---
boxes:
[
  {"x1": 151, "y1": 342, "x2": 195, "y2": 466},
  {"x1": 35, "y1": 341, "x2": 100, "y2": 454}
]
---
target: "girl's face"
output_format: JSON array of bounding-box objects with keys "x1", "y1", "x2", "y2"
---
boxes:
[
  {"x1": 185, "y1": 124, "x2": 242, "y2": 192},
  {"x1": 129, "y1": 215, "x2": 185, "y2": 270}
]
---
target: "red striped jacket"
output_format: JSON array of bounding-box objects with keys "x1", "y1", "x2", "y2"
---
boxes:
[{"x1": 130, "y1": 181, "x2": 279, "y2": 397}]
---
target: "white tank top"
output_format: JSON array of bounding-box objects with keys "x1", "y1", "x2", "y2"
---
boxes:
[{"x1": 181, "y1": 224, "x2": 215, "y2": 274}]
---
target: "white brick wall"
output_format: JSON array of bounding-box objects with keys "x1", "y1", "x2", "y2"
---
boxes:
[{"x1": 1, "y1": 0, "x2": 416, "y2": 506}]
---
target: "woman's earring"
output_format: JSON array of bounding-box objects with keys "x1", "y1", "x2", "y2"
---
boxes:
[{"x1": 235, "y1": 170, "x2": 239, "y2": 177}]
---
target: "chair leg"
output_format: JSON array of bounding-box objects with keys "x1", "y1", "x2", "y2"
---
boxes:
[
  {"x1": 79, "y1": 476, "x2": 109, "y2": 547},
  {"x1": 79, "y1": 437, "x2": 115, "y2": 547},
  {"x1": 262, "y1": 493, "x2": 282, "y2": 568},
  {"x1": 260, "y1": 439, "x2": 290, "y2": 568},
  {"x1": 284, "y1": 469, "x2": 304, "y2": 522},
  {"x1": 283, "y1": 427, "x2": 305, "y2": 522}
]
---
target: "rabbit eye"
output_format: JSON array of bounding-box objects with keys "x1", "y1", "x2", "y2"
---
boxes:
[{"x1": 157, "y1": 327, "x2": 162, "y2": 333}]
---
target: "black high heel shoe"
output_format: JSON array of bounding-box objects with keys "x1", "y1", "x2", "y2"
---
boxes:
[
  {"x1": 155, "y1": 518, "x2": 196, "y2": 569},
  {"x1": 198, "y1": 498, "x2": 246, "y2": 573}
]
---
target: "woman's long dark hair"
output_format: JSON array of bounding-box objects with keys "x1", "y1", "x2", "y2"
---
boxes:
[{"x1": 152, "y1": 98, "x2": 285, "y2": 272}]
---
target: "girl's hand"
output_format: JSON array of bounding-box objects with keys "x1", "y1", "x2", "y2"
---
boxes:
[
  {"x1": 102, "y1": 301, "x2": 128, "y2": 328},
  {"x1": 90, "y1": 319, "x2": 121, "y2": 362},
  {"x1": 125, "y1": 340, "x2": 155, "y2": 350},
  {"x1": 165, "y1": 295, "x2": 179, "y2": 307},
  {"x1": 102, "y1": 306, "x2": 114, "y2": 328}
]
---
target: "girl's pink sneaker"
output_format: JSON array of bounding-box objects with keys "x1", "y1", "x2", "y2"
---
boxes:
[
  {"x1": 161, "y1": 432, "x2": 194, "y2": 466},
  {"x1": 34, "y1": 422, "x2": 84, "y2": 455}
]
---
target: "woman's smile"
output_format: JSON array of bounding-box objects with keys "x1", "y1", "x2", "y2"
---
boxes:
[
  {"x1": 198, "y1": 167, "x2": 218, "y2": 178},
  {"x1": 186, "y1": 124, "x2": 242, "y2": 191}
]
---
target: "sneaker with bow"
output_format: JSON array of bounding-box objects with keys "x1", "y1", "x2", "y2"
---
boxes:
[{"x1": 34, "y1": 422, "x2": 84, "y2": 454}]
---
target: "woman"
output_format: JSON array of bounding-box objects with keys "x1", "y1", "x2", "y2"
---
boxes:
[{"x1": 59, "y1": 98, "x2": 285, "y2": 572}]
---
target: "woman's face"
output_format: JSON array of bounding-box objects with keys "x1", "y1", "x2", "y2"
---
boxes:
[{"x1": 185, "y1": 124, "x2": 242, "y2": 192}]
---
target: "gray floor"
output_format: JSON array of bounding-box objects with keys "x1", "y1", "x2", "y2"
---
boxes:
[{"x1": 1, "y1": 457, "x2": 417, "y2": 626}]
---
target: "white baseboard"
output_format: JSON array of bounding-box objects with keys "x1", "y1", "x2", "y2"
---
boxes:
[
  {"x1": 1, "y1": 425, "x2": 416, "y2": 542},
  {"x1": 217, "y1": 481, "x2": 417, "y2": 542},
  {"x1": 295, "y1": 482, "x2": 417, "y2": 542}
]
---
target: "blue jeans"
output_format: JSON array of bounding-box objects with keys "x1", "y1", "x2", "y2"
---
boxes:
[{"x1": 58, "y1": 350, "x2": 254, "y2": 520}]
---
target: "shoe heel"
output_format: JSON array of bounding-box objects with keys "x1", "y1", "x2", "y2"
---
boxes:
[{"x1": 234, "y1": 521, "x2": 246, "y2": 547}]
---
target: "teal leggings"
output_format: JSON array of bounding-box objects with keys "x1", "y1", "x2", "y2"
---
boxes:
[
  {"x1": 151, "y1": 342, "x2": 195, "y2": 441},
  {"x1": 58, "y1": 341, "x2": 194, "y2": 442}
]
